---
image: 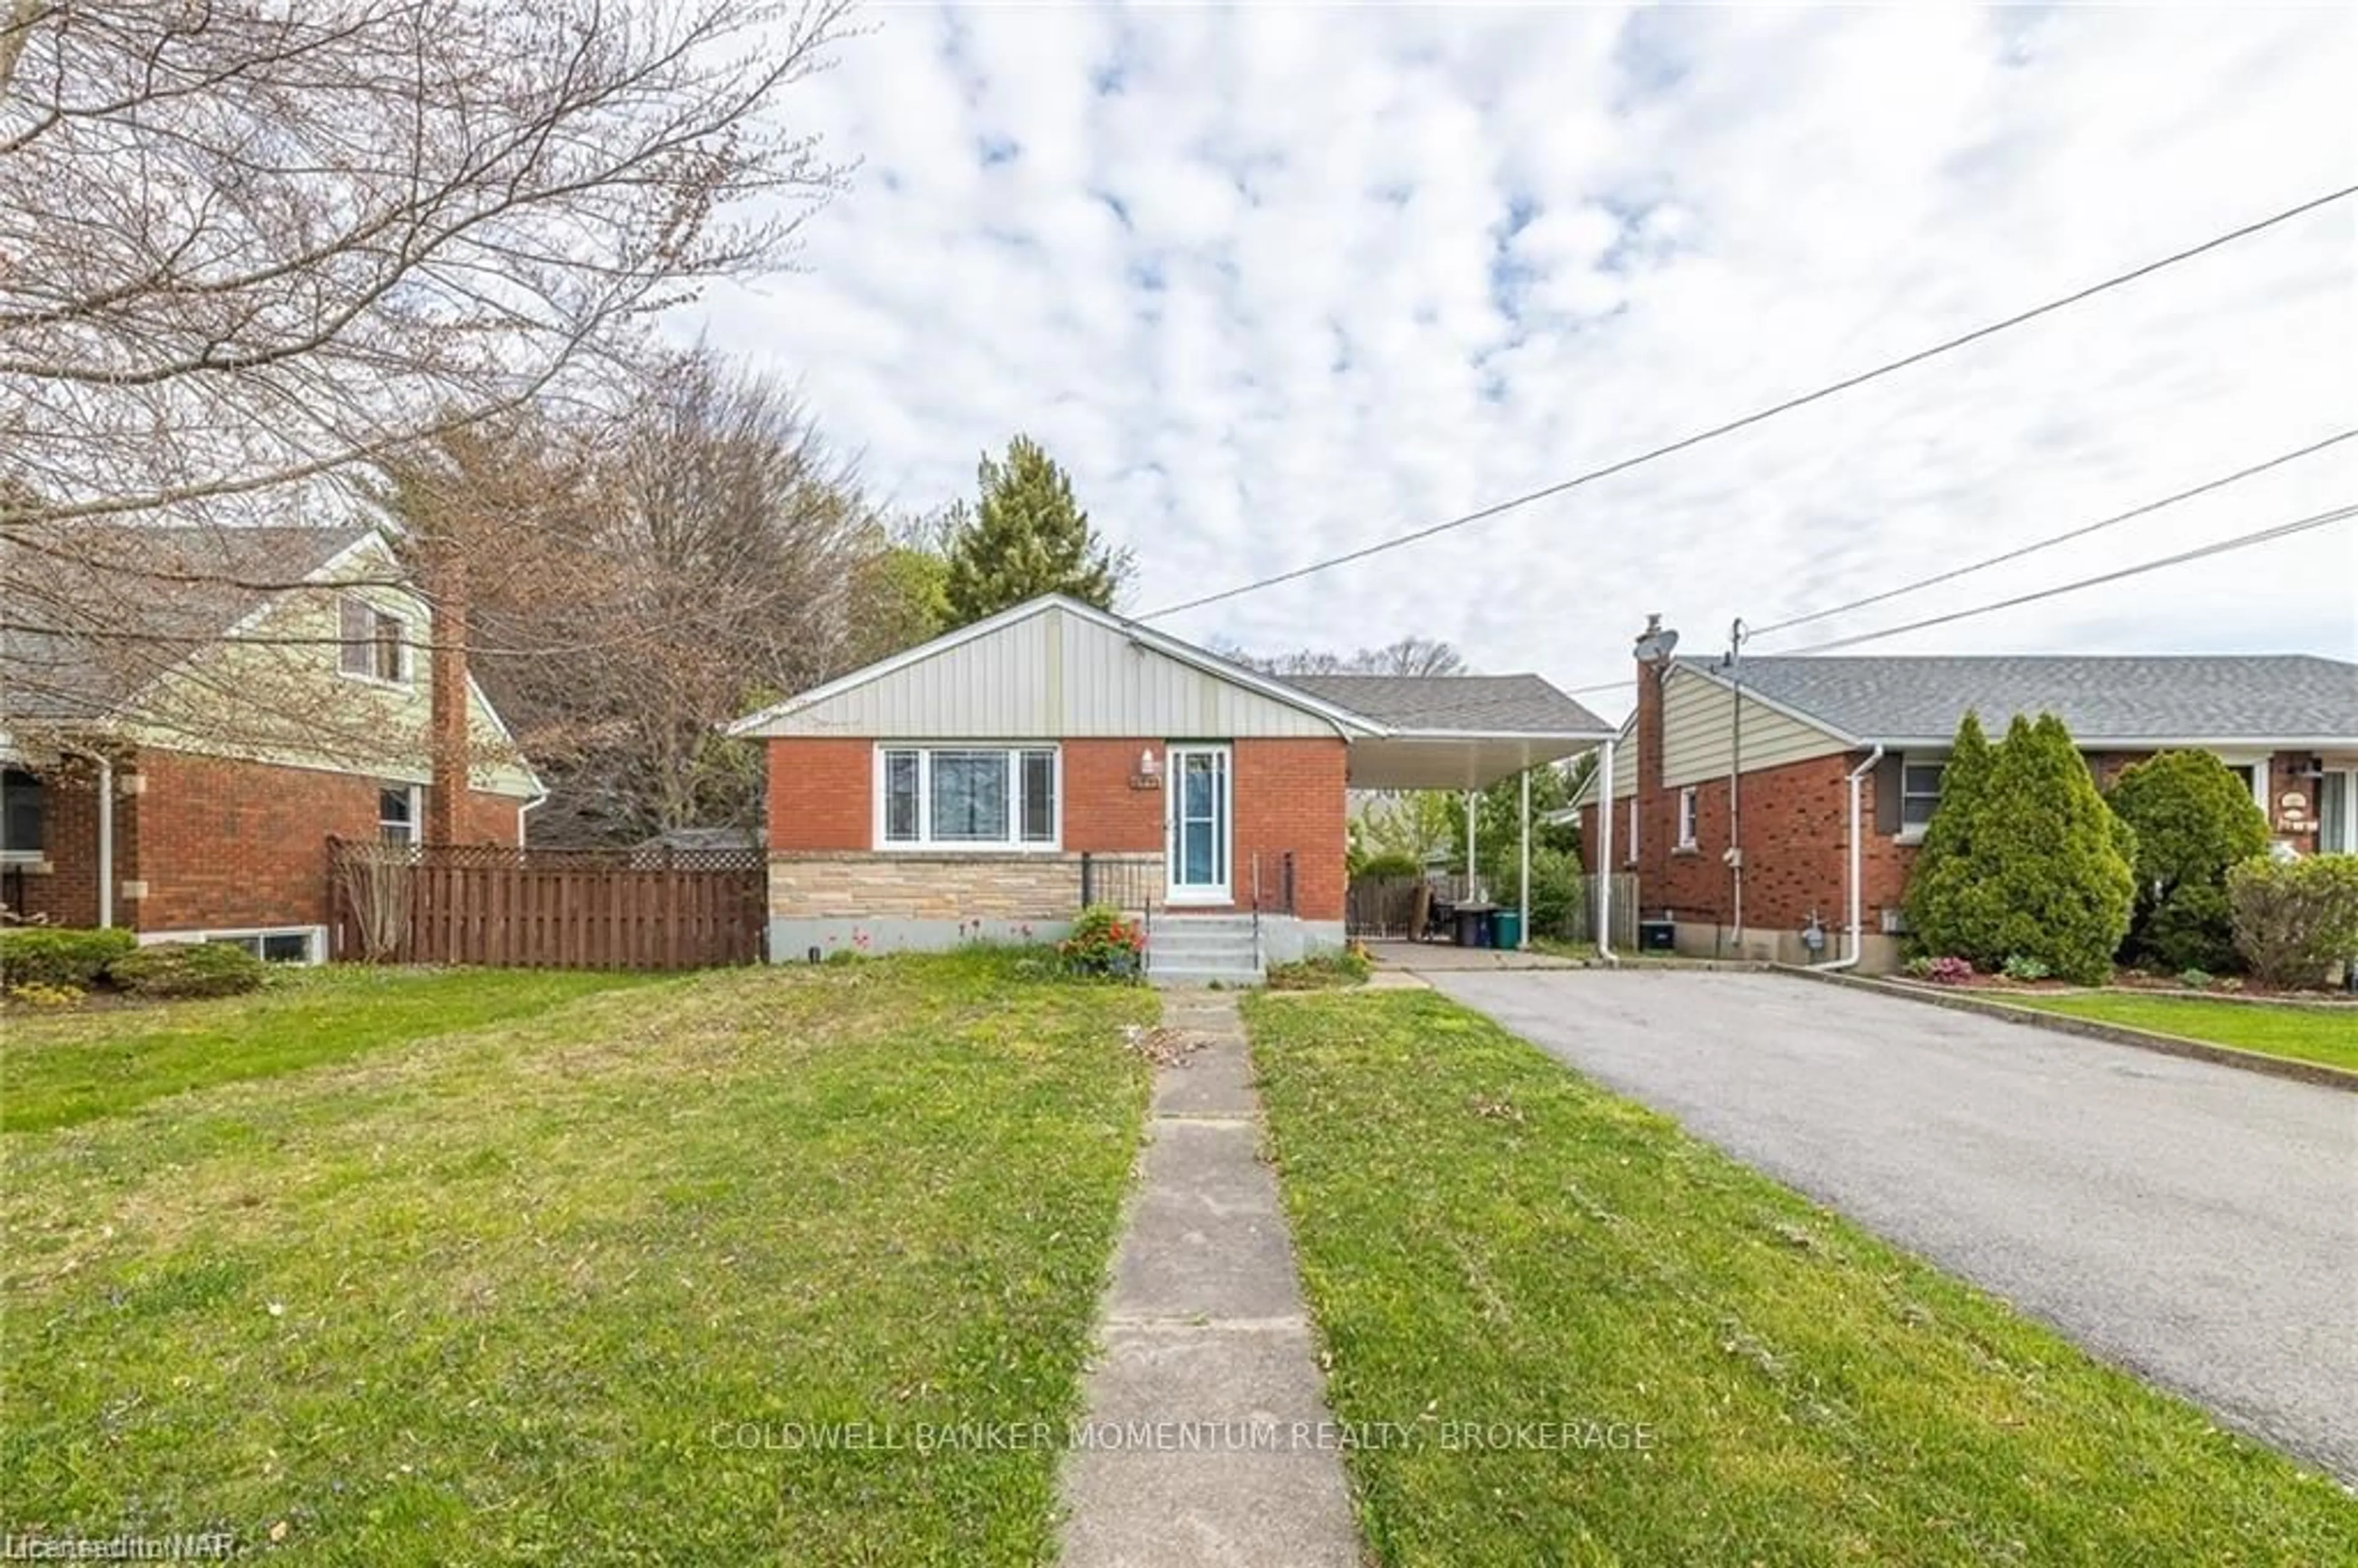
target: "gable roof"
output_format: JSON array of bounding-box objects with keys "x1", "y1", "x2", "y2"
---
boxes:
[
  {"x1": 728, "y1": 594, "x2": 1385, "y2": 738},
  {"x1": 3, "y1": 524, "x2": 374, "y2": 721},
  {"x1": 1687, "y1": 654, "x2": 2358, "y2": 747},
  {"x1": 1278, "y1": 673, "x2": 1613, "y2": 737}
]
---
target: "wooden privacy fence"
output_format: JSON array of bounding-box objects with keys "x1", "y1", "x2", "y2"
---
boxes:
[{"x1": 329, "y1": 839, "x2": 766, "y2": 970}]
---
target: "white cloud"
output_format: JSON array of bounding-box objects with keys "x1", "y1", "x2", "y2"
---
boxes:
[{"x1": 691, "y1": 1, "x2": 2358, "y2": 716}]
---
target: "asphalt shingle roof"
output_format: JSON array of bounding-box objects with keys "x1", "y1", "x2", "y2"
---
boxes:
[
  {"x1": 3, "y1": 524, "x2": 372, "y2": 722},
  {"x1": 1278, "y1": 672, "x2": 1614, "y2": 736},
  {"x1": 1700, "y1": 654, "x2": 2358, "y2": 744}
]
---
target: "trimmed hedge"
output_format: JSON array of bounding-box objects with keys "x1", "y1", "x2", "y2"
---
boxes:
[
  {"x1": 0, "y1": 926, "x2": 136, "y2": 988},
  {"x1": 2227, "y1": 854, "x2": 2358, "y2": 988},
  {"x1": 1903, "y1": 712, "x2": 2134, "y2": 984},
  {"x1": 2106, "y1": 750, "x2": 2271, "y2": 973},
  {"x1": 107, "y1": 941, "x2": 267, "y2": 999}
]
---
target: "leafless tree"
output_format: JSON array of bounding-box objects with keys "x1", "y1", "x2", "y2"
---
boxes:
[
  {"x1": 0, "y1": 0, "x2": 853, "y2": 772},
  {"x1": 445, "y1": 348, "x2": 880, "y2": 844},
  {"x1": 1214, "y1": 635, "x2": 1470, "y2": 678}
]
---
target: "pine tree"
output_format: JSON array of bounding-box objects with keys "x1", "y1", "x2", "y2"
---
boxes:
[
  {"x1": 1902, "y1": 710, "x2": 1996, "y2": 957},
  {"x1": 1908, "y1": 713, "x2": 2133, "y2": 982},
  {"x1": 941, "y1": 436, "x2": 1133, "y2": 625}
]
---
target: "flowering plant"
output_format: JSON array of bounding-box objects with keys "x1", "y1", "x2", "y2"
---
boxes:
[{"x1": 1060, "y1": 904, "x2": 1146, "y2": 980}]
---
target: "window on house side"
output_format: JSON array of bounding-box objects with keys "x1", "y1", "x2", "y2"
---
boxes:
[
  {"x1": 1676, "y1": 786, "x2": 1698, "y2": 850},
  {"x1": 339, "y1": 594, "x2": 408, "y2": 683},
  {"x1": 379, "y1": 785, "x2": 418, "y2": 844},
  {"x1": 1625, "y1": 795, "x2": 1638, "y2": 864},
  {"x1": 1901, "y1": 761, "x2": 1947, "y2": 829},
  {"x1": 1, "y1": 768, "x2": 43, "y2": 857}
]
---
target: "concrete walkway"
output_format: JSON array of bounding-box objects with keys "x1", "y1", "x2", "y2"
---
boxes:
[{"x1": 1057, "y1": 990, "x2": 1361, "y2": 1567}]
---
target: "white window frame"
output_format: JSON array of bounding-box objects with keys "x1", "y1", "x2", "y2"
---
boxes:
[
  {"x1": 1624, "y1": 794, "x2": 1638, "y2": 865},
  {"x1": 1675, "y1": 786, "x2": 1698, "y2": 851},
  {"x1": 873, "y1": 744, "x2": 1061, "y2": 853},
  {"x1": 1896, "y1": 753, "x2": 1948, "y2": 844},
  {"x1": 2318, "y1": 763, "x2": 2356, "y2": 855},
  {"x1": 2211, "y1": 752, "x2": 2271, "y2": 818},
  {"x1": 378, "y1": 782, "x2": 422, "y2": 845},
  {"x1": 338, "y1": 593, "x2": 412, "y2": 687},
  {"x1": 1, "y1": 766, "x2": 44, "y2": 863},
  {"x1": 140, "y1": 925, "x2": 325, "y2": 965}
]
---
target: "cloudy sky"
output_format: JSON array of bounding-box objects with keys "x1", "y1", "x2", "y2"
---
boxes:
[{"x1": 690, "y1": 4, "x2": 2357, "y2": 717}]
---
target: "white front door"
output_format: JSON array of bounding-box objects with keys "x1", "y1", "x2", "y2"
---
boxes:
[{"x1": 1165, "y1": 744, "x2": 1232, "y2": 904}]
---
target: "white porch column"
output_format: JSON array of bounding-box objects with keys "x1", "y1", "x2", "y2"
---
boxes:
[
  {"x1": 1518, "y1": 766, "x2": 1531, "y2": 950},
  {"x1": 1596, "y1": 735, "x2": 1616, "y2": 962},
  {"x1": 1465, "y1": 789, "x2": 1476, "y2": 900}
]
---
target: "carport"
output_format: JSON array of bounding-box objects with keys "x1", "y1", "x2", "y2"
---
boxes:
[{"x1": 1278, "y1": 673, "x2": 1620, "y2": 952}]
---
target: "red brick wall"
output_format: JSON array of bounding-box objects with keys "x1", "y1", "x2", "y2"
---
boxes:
[
  {"x1": 766, "y1": 739, "x2": 873, "y2": 850},
  {"x1": 1583, "y1": 743, "x2": 2333, "y2": 943},
  {"x1": 1232, "y1": 739, "x2": 1347, "y2": 922},
  {"x1": 761, "y1": 735, "x2": 1349, "y2": 921},
  {"x1": 130, "y1": 750, "x2": 523, "y2": 933},
  {"x1": 6, "y1": 763, "x2": 103, "y2": 926}
]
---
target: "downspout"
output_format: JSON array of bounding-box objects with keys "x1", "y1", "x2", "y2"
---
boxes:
[
  {"x1": 1812, "y1": 746, "x2": 1885, "y2": 971},
  {"x1": 1595, "y1": 734, "x2": 1618, "y2": 965},
  {"x1": 96, "y1": 753, "x2": 114, "y2": 930},
  {"x1": 1517, "y1": 764, "x2": 1531, "y2": 952}
]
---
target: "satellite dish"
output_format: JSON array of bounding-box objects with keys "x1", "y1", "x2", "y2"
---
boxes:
[{"x1": 1632, "y1": 616, "x2": 1680, "y2": 664}]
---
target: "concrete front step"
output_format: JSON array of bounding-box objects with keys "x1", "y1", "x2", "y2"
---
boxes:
[{"x1": 1148, "y1": 966, "x2": 1263, "y2": 988}]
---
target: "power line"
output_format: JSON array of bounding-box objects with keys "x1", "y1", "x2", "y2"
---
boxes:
[
  {"x1": 1138, "y1": 180, "x2": 2358, "y2": 621},
  {"x1": 1745, "y1": 429, "x2": 2358, "y2": 640},
  {"x1": 1772, "y1": 502, "x2": 2358, "y2": 656}
]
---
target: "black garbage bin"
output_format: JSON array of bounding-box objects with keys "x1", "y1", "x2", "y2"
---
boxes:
[{"x1": 1637, "y1": 917, "x2": 1676, "y2": 953}]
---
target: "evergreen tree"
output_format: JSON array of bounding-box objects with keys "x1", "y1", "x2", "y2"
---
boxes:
[
  {"x1": 2105, "y1": 750, "x2": 2271, "y2": 972},
  {"x1": 942, "y1": 436, "x2": 1133, "y2": 624},
  {"x1": 1907, "y1": 712, "x2": 2133, "y2": 982},
  {"x1": 1902, "y1": 710, "x2": 1996, "y2": 957}
]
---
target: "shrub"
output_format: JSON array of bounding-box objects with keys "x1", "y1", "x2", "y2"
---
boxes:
[
  {"x1": 107, "y1": 941, "x2": 267, "y2": 999},
  {"x1": 2106, "y1": 751, "x2": 2271, "y2": 972},
  {"x1": 7, "y1": 980, "x2": 85, "y2": 1009},
  {"x1": 2000, "y1": 954, "x2": 2052, "y2": 982},
  {"x1": 1912, "y1": 956, "x2": 1974, "y2": 985},
  {"x1": 2226, "y1": 854, "x2": 2358, "y2": 988},
  {"x1": 1352, "y1": 850, "x2": 1422, "y2": 882},
  {"x1": 1265, "y1": 950, "x2": 1372, "y2": 990},
  {"x1": 1903, "y1": 713, "x2": 2133, "y2": 985},
  {"x1": 0, "y1": 926, "x2": 136, "y2": 988},
  {"x1": 1059, "y1": 904, "x2": 1144, "y2": 981},
  {"x1": 2177, "y1": 969, "x2": 2213, "y2": 992},
  {"x1": 1523, "y1": 845, "x2": 1584, "y2": 939}
]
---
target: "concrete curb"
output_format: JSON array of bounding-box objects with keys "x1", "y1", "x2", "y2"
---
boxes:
[{"x1": 1776, "y1": 965, "x2": 2358, "y2": 1094}]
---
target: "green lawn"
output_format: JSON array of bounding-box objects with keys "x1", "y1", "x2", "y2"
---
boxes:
[
  {"x1": 1, "y1": 966, "x2": 656, "y2": 1132},
  {"x1": 3, "y1": 952, "x2": 1154, "y2": 1562},
  {"x1": 1245, "y1": 990, "x2": 2356, "y2": 1567},
  {"x1": 2005, "y1": 993, "x2": 2358, "y2": 1074}
]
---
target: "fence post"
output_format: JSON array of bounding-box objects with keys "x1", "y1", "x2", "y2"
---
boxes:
[
  {"x1": 1282, "y1": 852, "x2": 1296, "y2": 915},
  {"x1": 1080, "y1": 851, "x2": 1094, "y2": 908}
]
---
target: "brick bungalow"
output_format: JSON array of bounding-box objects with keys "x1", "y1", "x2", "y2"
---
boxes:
[
  {"x1": 729, "y1": 594, "x2": 1612, "y2": 982},
  {"x1": 1576, "y1": 622, "x2": 2358, "y2": 970},
  {"x1": 2, "y1": 524, "x2": 541, "y2": 962}
]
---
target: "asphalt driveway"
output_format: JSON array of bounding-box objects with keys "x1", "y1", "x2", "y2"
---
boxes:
[{"x1": 1420, "y1": 968, "x2": 2358, "y2": 1482}]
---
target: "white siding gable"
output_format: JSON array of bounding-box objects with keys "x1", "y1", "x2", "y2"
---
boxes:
[{"x1": 751, "y1": 604, "x2": 1347, "y2": 739}]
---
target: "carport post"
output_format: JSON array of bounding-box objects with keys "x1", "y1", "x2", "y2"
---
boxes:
[
  {"x1": 1596, "y1": 735, "x2": 1617, "y2": 964},
  {"x1": 1518, "y1": 766, "x2": 1530, "y2": 950},
  {"x1": 1465, "y1": 790, "x2": 1476, "y2": 900}
]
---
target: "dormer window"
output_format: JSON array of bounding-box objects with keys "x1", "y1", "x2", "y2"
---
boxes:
[{"x1": 338, "y1": 595, "x2": 408, "y2": 684}]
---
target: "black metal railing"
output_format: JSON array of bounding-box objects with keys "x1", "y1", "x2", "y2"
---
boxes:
[{"x1": 1077, "y1": 853, "x2": 1159, "y2": 914}]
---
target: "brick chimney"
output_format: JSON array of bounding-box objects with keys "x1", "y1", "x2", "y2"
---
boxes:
[{"x1": 1632, "y1": 613, "x2": 1674, "y2": 805}]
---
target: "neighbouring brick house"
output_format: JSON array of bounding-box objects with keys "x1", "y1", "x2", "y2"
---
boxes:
[
  {"x1": 1576, "y1": 622, "x2": 2358, "y2": 971},
  {"x1": 729, "y1": 594, "x2": 1612, "y2": 982},
  {"x1": 1, "y1": 524, "x2": 542, "y2": 962}
]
